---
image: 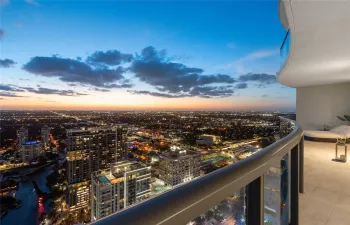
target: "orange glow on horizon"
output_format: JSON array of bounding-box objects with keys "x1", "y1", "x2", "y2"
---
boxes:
[
  {"x1": 0, "y1": 90, "x2": 294, "y2": 111},
  {"x1": 0, "y1": 96, "x2": 293, "y2": 111}
]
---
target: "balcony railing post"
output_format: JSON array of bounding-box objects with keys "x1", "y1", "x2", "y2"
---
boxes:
[
  {"x1": 246, "y1": 176, "x2": 264, "y2": 225},
  {"x1": 299, "y1": 136, "x2": 304, "y2": 193},
  {"x1": 290, "y1": 144, "x2": 299, "y2": 225}
]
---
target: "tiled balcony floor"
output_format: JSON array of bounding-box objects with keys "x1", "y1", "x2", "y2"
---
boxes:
[{"x1": 300, "y1": 140, "x2": 350, "y2": 225}]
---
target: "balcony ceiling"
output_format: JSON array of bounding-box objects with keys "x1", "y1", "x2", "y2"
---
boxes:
[{"x1": 278, "y1": 0, "x2": 350, "y2": 88}]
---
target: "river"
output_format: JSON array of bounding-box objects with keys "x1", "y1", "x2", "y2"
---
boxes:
[{"x1": 1, "y1": 166, "x2": 53, "y2": 225}]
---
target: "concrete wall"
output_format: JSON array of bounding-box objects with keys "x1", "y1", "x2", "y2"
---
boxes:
[{"x1": 296, "y1": 82, "x2": 350, "y2": 130}]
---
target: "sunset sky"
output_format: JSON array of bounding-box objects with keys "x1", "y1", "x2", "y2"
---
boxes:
[{"x1": 0, "y1": 0, "x2": 295, "y2": 111}]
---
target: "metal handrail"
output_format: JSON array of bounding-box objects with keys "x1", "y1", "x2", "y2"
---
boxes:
[{"x1": 91, "y1": 117, "x2": 303, "y2": 225}]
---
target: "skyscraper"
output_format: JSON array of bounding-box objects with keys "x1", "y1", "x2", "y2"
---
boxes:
[
  {"x1": 17, "y1": 127, "x2": 28, "y2": 146},
  {"x1": 158, "y1": 147, "x2": 201, "y2": 187},
  {"x1": 20, "y1": 141, "x2": 42, "y2": 163},
  {"x1": 41, "y1": 125, "x2": 51, "y2": 148},
  {"x1": 65, "y1": 125, "x2": 127, "y2": 211},
  {"x1": 91, "y1": 161, "x2": 151, "y2": 221}
]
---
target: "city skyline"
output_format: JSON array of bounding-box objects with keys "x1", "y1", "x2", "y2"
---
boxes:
[{"x1": 0, "y1": 0, "x2": 295, "y2": 111}]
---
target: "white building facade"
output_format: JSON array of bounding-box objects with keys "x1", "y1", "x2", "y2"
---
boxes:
[
  {"x1": 159, "y1": 148, "x2": 201, "y2": 187},
  {"x1": 91, "y1": 161, "x2": 151, "y2": 221}
]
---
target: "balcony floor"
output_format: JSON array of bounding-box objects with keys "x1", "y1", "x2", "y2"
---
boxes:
[{"x1": 300, "y1": 140, "x2": 350, "y2": 225}]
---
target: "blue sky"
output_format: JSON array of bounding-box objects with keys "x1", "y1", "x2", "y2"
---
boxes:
[{"x1": 0, "y1": 0, "x2": 295, "y2": 111}]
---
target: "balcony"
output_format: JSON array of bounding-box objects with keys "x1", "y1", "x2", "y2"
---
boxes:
[
  {"x1": 300, "y1": 141, "x2": 350, "y2": 225},
  {"x1": 91, "y1": 117, "x2": 305, "y2": 225}
]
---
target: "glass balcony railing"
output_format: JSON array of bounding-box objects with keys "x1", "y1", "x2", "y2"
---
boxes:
[
  {"x1": 280, "y1": 30, "x2": 290, "y2": 68},
  {"x1": 91, "y1": 117, "x2": 304, "y2": 225}
]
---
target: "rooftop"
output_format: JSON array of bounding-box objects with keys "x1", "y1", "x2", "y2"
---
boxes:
[
  {"x1": 92, "y1": 161, "x2": 150, "y2": 185},
  {"x1": 160, "y1": 149, "x2": 200, "y2": 160},
  {"x1": 301, "y1": 140, "x2": 350, "y2": 225}
]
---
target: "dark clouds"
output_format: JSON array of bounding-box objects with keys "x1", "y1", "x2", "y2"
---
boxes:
[
  {"x1": 87, "y1": 50, "x2": 133, "y2": 66},
  {"x1": 0, "y1": 84, "x2": 25, "y2": 92},
  {"x1": 0, "y1": 59, "x2": 16, "y2": 68},
  {"x1": 239, "y1": 73, "x2": 277, "y2": 84},
  {"x1": 17, "y1": 46, "x2": 276, "y2": 99},
  {"x1": 261, "y1": 94, "x2": 268, "y2": 98},
  {"x1": 92, "y1": 88, "x2": 110, "y2": 92},
  {"x1": 103, "y1": 82, "x2": 133, "y2": 88},
  {"x1": 22, "y1": 56, "x2": 131, "y2": 88},
  {"x1": 235, "y1": 83, "x2": 248, "y2": 89},
  {"x1": 188, "y1": 85, "x2": 234, "y2": 98},
  {"x1": 0, "y1": 83, "x2": 87, "y2": 97},
  {"x1": 130, "y1": 46, "x2": 236, "y2": 98},
  {"x1": 0, "y1": 92, "x2": 23, "y2": 97},
  {"x1": 21, "y1": 87, "x2": 87, "y2": 96},
  {"x1": 129, "y1": 85, "x2": 234, "y2": 99},
  {"x1": 128, "y1": 90, "x2": 188, "y2": 98},
  {"x1": 0, "y1": 84, "x2": 16, "y2": 91}
]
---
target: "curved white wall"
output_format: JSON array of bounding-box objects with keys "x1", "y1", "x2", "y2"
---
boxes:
[
  {"x1": 296, "y1": 82, "x2": 350, "y2": 130},
  {"x1": 278, "y1": 0, "x2": 350, "y2": 87}
]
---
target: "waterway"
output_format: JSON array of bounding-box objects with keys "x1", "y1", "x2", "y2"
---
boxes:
[{"x1": 1, "y1": 166, "x2": 53, "y2": 225}]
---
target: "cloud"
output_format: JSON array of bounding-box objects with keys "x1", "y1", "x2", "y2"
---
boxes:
[
  {"x1": 188, "y1": 85, "x2": 234, "y2": 98},
  {"x1": 14, "y1": 23, "x2": 24, "y2": 28},
  {"x1": 0, "y1": 92, "x2": 23, "y2": 97},
  {"x1": 257, "y1": 84, "x2": 266, "y2": 88},
  {"x1": 0, "y1": 84, "x2": 16, "y2": 91},
  {"x1": 0, "y1": 84, "x2": 85, "y2": 97},
  {"x1": 226, "y1": 42, "x2": 237, "y2": 49},
  {"x1": 19, "y1": 78, "x2": 31, "y2": 81},
  {"x1": 0, "y1": 84, "x2": 25, "y2": 92},
  {"x1": 0, "y1": 59, "x2": 16, "y2": 68},
  {"x1": 239, "y1": 49, "x2": 279, "y2": 62},
  {"x1": 239, "y1": 73, "x2": 277, "y2": 84},
  {"x1": 235, "y1": 83, "x2": 248, "y2": 89},
  {"x1": 224, "y1": 49, "x2": 279, "y2": 74},
  {"x1": 92, "y1": 88, "x2": 110, "y2": 92},
  {"x1": 25, "y1": 0, "x2": 40, "y2": 6},
  {"x1": 261, "y1": 94, "x2": 268, "y2": 98},
  {"x1": 103, "y1": 82, "x2": 133, "y2": 88},
  {"x1": 21, "y1": 87, "x2": 87, "y2": 96},
  {"x1": 0, "y1": 0, "x2": 8, "y2": 6},
  {"x1": 129, "y1": 85, "x2": 234, "y2": 99},
  {"x1": 128, "y1": 90, "x2": 187, "y2": 98},
  {"x1": 23, "y1": 56, "x2": 131, "y2": 88},
  {"x1": 87, "y1": 50, "x2": 133, "y2": 66},
  {"x1": 130, "y1": 46, "x2": 235, "y2": 98}
]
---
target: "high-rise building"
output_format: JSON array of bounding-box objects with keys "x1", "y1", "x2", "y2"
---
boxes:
[
  {"x1": 41, "y1": 125, "x2": 51, "y2": 148},
  {"x1": 17, "y1": 127, "x2": 28, "y2": 146},
  {"x1": 158, "y1": 146, "x2": 201, "y2": 187},
  {"x1": 196, "y1": 134, "x2": 217, "y2": 146},
  {"x1": 65, "y1": 125, "x2": 127, "y2": 211},
  {"x1": 20, "y1": 141, "x2": 42, "y2": 163},
  {"x1": 91, "y1": 161, "x2": 151, "y2": 221}
]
